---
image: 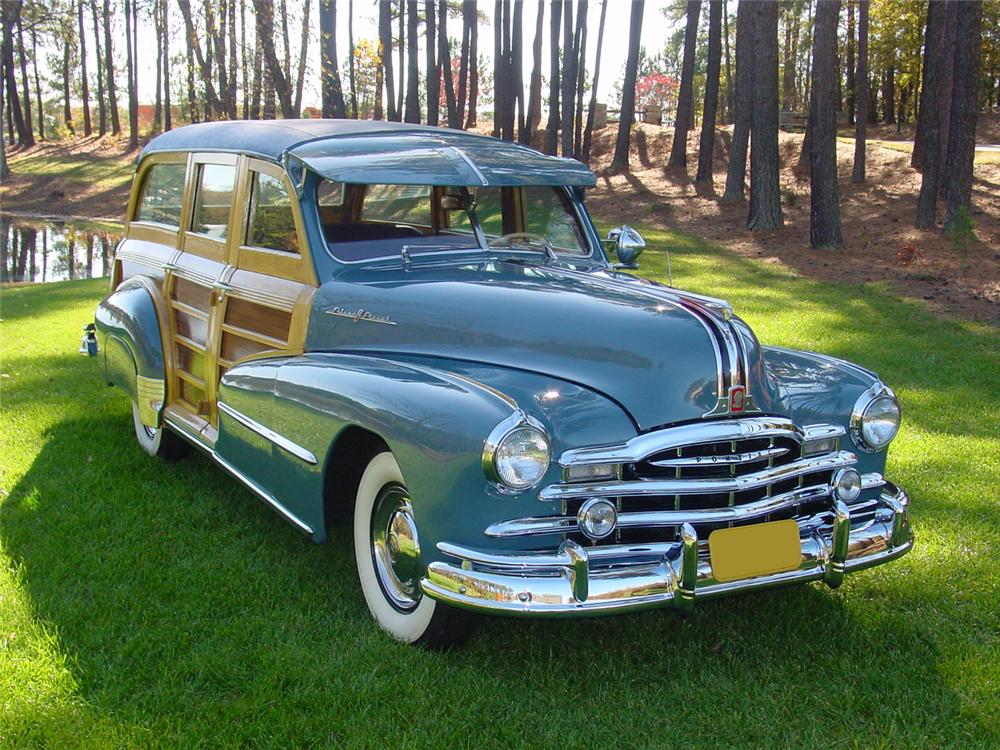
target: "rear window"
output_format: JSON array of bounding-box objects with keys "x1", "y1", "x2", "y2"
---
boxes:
[
  {"x1": 361, "y1": 184, "x2": 431, "y2": 226},
  {"x1": 135, "y1": 163, "x2": 186, "y2": 227},
  {"x1": 192, "y1": 164, "x2": 236, "y2": 240},
  {"x1": 246, "y1": 172, "x2": 299, "y2": 253}
]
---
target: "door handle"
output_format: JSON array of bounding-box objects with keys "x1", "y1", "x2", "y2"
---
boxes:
[{"x1": 211, "y1": 282, "x2": 233, "y2": 306}]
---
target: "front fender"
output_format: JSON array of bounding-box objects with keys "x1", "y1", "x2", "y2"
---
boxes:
[
  {"x1": 762, "y1": 345, "x2": 889, "y2": 475},
  {"x1": 94, "y1": 276, "x2": 168, "y2": 427},
  {"x1": 218, "y1": 352, "x2": 523, "y2": 545}
]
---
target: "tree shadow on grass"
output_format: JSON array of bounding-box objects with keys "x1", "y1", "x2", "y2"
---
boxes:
[{"x1": 2, "y1": 412, "x2": 994, "y2": 746}]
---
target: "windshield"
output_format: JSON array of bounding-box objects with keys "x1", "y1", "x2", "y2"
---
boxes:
[{"x1": 316, "y1": 180, "x2": 592, "y2": 263}]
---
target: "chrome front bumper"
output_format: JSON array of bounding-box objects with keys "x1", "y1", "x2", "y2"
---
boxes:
[{"x1": 421, "y1": 483, "x2": 913, "y2": 617}]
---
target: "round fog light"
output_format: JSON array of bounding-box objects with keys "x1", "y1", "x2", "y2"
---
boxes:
[
  {"x1": 577, "y1": 498, "x2": 618, "y2": 540},
  {"x1": 832, "y1": 468, "x2": 862, "y2": 503}
]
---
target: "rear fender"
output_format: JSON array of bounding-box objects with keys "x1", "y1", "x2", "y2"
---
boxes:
[{"x1": 94, "y1": 276, "x2": 169, "y2": 427}]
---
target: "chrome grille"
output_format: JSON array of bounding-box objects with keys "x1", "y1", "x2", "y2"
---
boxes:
[{"x1": 485, "y1": 417, "x2": 864, "y2": 545}]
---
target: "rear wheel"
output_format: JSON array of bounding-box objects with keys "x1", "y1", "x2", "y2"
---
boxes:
[
  {"x1": 131, "y1": 401, "x2": 187, "y2": 459},
  {"x1": 353, "y1": 452, "x2": 475, "y2": 648}
]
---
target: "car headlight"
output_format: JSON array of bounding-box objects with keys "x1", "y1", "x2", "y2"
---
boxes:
[
  {"x1": 851, "y1": 383, "x2": 901, "y2": 452},
  {"x1": 483, "y1": 412, "x2": 551, "y2": 491}
]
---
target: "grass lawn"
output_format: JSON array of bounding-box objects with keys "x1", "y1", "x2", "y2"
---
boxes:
[{"x1": 1, "y1": 230, "x2": 998, "y2": 748}]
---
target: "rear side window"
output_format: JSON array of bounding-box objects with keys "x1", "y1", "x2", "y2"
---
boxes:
[
  {"x1": 135, "y1": 163, "x2": 186, "y2": 227},
  {"x1": 192, "y1": 164, "x2": 236, "y2": 239},
  {"x1": 246, "y1": 172, "x2": 299, "y2": 254},
  {"x1": 361, "y1": 184, "x2": 431, "y2": 227}
]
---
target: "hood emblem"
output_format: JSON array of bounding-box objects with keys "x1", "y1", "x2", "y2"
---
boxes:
[
  {"x1": 324, "y1": 306, "x2": 396, "y2": 326},
  {"x1": 704, "y1": 384, "x2": 760, "y2": 418}
]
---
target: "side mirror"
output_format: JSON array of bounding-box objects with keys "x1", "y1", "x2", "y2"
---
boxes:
[{"x1": 606, "y1": 225, "x2": 645, "y2": 269}]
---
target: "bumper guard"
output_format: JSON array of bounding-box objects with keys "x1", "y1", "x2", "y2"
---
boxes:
[{"x1": 420, "y1": 483, "x2": 912, "y2": 617}]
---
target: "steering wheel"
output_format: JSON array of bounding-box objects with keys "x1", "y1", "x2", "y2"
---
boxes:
[{"x1": 488, "y1": 233, "x2": 555, "y2": 256}]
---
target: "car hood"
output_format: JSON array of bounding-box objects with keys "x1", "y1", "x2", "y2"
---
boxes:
[{"x1": 305, "y1": 259, "x2": 773, "y2": 431}]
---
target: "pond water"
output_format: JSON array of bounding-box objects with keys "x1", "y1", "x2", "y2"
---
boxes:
[{"x1": 0, "y1": 215, "x2": 123, "y2": 284}]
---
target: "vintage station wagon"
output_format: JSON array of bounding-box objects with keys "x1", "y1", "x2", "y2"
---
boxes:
[{"x1": 90, "y1": 120, "x2": 912, "y2": 647}]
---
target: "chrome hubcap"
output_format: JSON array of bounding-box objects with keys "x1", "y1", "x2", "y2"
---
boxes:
[{"x1": 371, "y1": 484, "x2": 422, "y2": 612}]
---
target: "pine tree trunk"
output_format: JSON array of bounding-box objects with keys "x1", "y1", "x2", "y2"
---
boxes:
[
  {"x1": 668, "y1": 1, "x2": 701, "y2": 169},
  {"x1": 610, "y1": 0, "x2": 644, "y2": 173},
  {"x1": 493, "y1": 0, "x2": 505, "y2": 138},
  {"x1": 458, "y1": 1, "x2": 471, "y2": 126},
  {"x1": 78, "y1": 0, "x2": 92, "y2": 135},
  {"x1": 524, "y1": 0, "x2": 545, "y2": 142},
  {"x1": 378, "y1": 1, "x2": 396, "y2": 121},
  {"x1": 187, "y1": 29, "x2": 199, "y2": 122},
  {"x1": 936, "y1": 1, "x2": 958, "y2": 190},
  {"x1": 251, "y1": 40, "x2": 262, "y2": 119},
  {"x1": 582, "y1": 0, "x2": 607, "y2": 162},
  {"x1": 943, "y1": 0, "x2": 982, "y2": 233},
  {"x1": 295, "y1": 0, "x2": 311, "y2": 115},
  {"x1": 404, "y1": 0, "x2": 420, "y2": 122},
  {"x1": 465, "y1": 2, "x2": 478, "y2": 128},
  {"x1": 240, "y1": 0, "x2": 248, "y2": 119},
  {"x1": 252, "y1": 0, "x2": 297, "y2": 118},
  {"x1": 154, "y1": 0, "x2": 163, "y2": 132},
  {"x1": 559, "y1": 0, "x2": 574, "y2": 155},
  {"x1": 89, "y1": 0, "x2": 106, "y2": 135},
  {"x1": 426, "y1": 0, "x2": 439, "y2": 125},
  {"x1": 723, "y1": 0, "x2": 732, "y2": 122},
  {"x1": 695, "y1": 0, "x2": 722, "y2": 184},
  {"x1": 62, "y1": 24, "x2": 74, "y2": 136},
  {"x1": 178, "y1": 1, "x2": 225, "y2": 117},
  {"x1": 883, "y1": 66, "x2": 895, "y2": 123},
  {"x1": 440, "y1": 0, "x2": 458, "y2": 128},
  {"x1": 747, "y1": 0, "x2": 783, "y2": 230},
  {"x1": 722, "y1": 0, "x2": 753, "y2": 202},
  {"x1": 15, "y1": 13, "x2": 34, "y2": 142},
  {"x1": 572, "y1": 1, "x2": 587, "y2": 159},
  {"x1": 30, "y1": 26, "x2": 43, "y2": 139},
  {"x1": 809, "y1": 0, "x2": 843, "y2": 248},
  {"x1": 125, "y1": 0, "x2": 138, "y2": 149},
  {"x1": 347, "y1": 0, "x2": 357, "y2": 117},
  {"x1": 545, "y1": 0, "x2": 561, "y2": 155},
  {"x1": 515, "y1": 0, "x2": 527, "y2": 143},
  {"x1": 852, "y1": 0, "x2": 869, "y2": 183},
  {"x1": 846, "y1": 0, "x2": 855, "y2": 126},
  {"x1": 320, "y1": 0, "x2": 347, "y2": 117},
  {"x1": 397, "y1": 0, "x2": 405, "y2": 118},
  {"x1": 228, "y1": 0, "x2": 238, "y2": 117}
]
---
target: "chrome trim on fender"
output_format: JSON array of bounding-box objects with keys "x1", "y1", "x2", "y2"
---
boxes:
[
  {"x1": 162, "y1": 414, "x2": 315, "y2": 535},
  {"x1": 218, "y1": 401, "x2": 318, "y2": 465},
  {"x1": 214, "y1": 453, "x2": 315, "y2": 534}
]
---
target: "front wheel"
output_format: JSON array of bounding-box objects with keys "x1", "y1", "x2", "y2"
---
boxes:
[
  {"x1": 131, "y1": 401, "x2": 187, "y2": 459},
  {"x1": 353, "y1": 452, "x2": 475, "y2": 648}
]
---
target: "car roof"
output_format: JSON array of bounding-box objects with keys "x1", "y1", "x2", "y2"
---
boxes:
[{"x1": 139, "y1": 119, "x2": 597, "y2": 188}]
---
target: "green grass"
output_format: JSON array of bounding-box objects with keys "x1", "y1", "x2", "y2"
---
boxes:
[
  {"x1": 2, "y1": 232, "x2": 999, "y2": 748},
  {"x1": 4, "y1": 154, "x2": 134, "y2": 192}
]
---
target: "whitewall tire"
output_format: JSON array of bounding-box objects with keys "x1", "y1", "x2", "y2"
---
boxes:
[
  {"x1": 131, "y1": 401, "x2": 186, "y2": 459},
  {"x1": 353, "y1": 452, "x2": 474, "y2": 648}
]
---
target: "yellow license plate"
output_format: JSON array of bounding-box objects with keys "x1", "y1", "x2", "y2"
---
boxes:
[{"x1": 709, "y1": 520, "x2": 801, "y2": 583}]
